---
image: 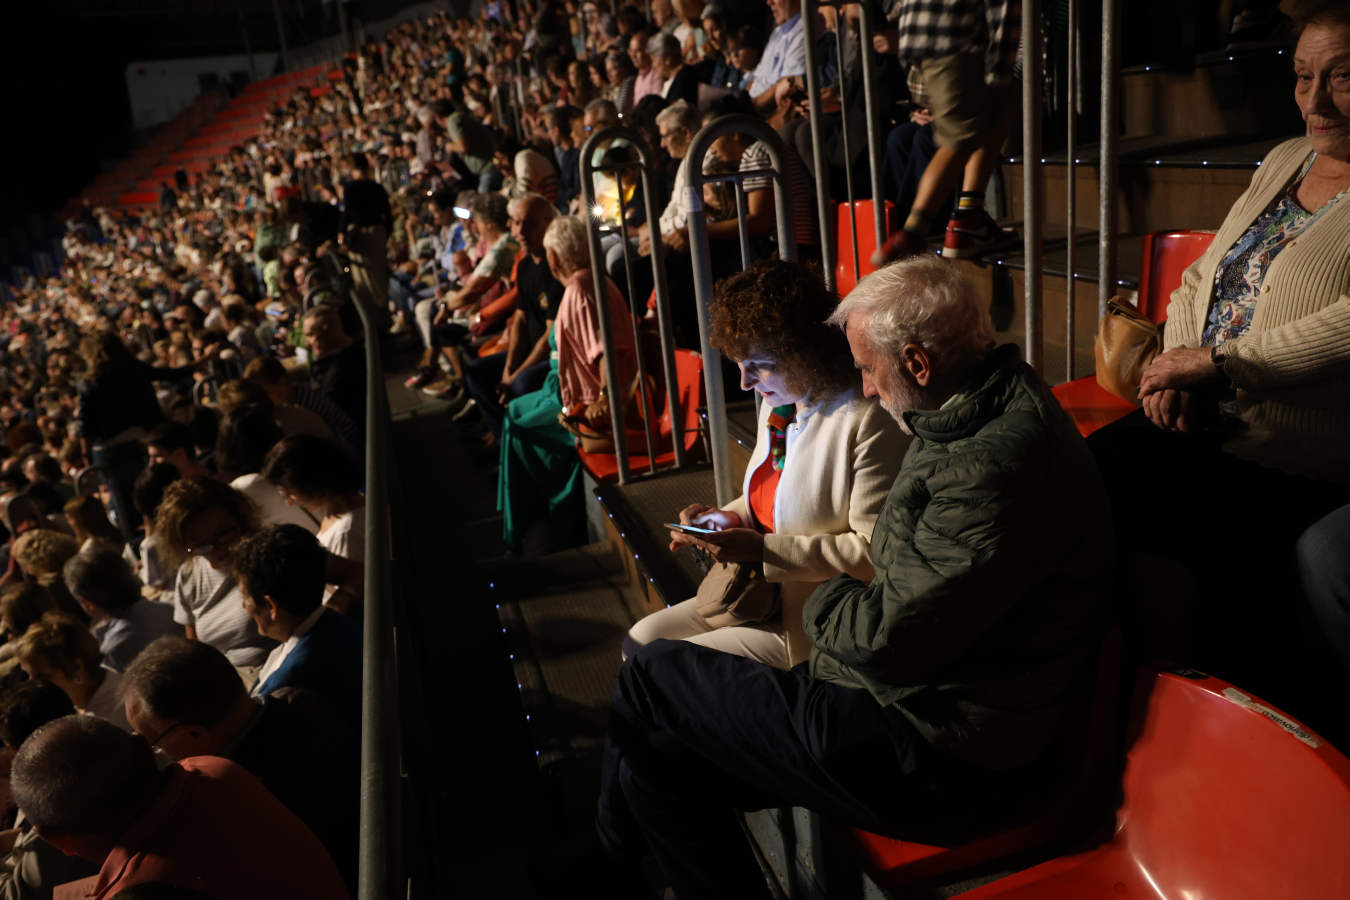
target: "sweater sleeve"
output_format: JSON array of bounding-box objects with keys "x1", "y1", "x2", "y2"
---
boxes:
[
  {"x1": 761, "y1": 402, "x2": 903, "y2": 584},
  {"x1": 1222, "y1": 293, "x2": 1350, "y2": 389}
]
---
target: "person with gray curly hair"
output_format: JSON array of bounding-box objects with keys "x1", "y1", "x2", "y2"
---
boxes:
[{"x1": 598, "y1": 256, "x2": 1115, "y2": 898}]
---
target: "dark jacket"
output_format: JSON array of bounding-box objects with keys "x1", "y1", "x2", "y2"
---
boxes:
[
  {"x1": 803, "y1": 345, "x2": 1113, "y2": 770},
  {"x1": 254, "y1": 607, "x2": 362, "y2": 725}
]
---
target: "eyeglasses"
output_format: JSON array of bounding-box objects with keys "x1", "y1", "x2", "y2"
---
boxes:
[
  {"x1": 139, "y1": 720, "x2": 198, "y2": 750},
  {"x1": 186, "y1": 524, "x2": 241, "y2": 557}
]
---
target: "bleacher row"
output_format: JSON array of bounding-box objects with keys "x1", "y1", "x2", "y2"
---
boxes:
[{"x1": 80, "y1": 63, "x2": 342, "y2": 213}]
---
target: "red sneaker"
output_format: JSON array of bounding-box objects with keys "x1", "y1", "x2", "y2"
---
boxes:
[
  {"x1": 870, "y1": 229, "x2": 929, "y2": 267},
  {"x1": 403, "y1": 369, "x2": 434, "y2": 389},
  {"x1": 941, "y1": 212, "x2": 1019, "y2": 259}
]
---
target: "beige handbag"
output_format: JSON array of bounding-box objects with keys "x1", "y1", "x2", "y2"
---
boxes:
[
  {"x1": 694, "y1": 562, "x2": 781, "y2": 629},
  {"x1": 1094, "y1": 297, "x2": 1162, "y2": 404}
]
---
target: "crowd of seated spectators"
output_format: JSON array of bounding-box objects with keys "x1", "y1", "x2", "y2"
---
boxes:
[{"x1": 0, "y1": 0, "x2": 1341, "y2": 898}]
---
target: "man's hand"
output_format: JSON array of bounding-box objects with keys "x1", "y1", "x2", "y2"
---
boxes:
[
  {"x1": 663, "y1": 227, "x2": 689, "y2": 254},
  {"x1": 874, "y1": 28, "x2": 899, "y2": 55},
  {"x1": 432, "y1": 303, "x2": 450, "y2": 327},
  {"x1": 636, "y1": 223, "x2": 652, "y2": 257},
  {"x1": 911, "y1": 107, "x2": 934, "y2": 126},
  {"x1": 1138, "y1": 347, "x2": 1218, "y2": 397}
]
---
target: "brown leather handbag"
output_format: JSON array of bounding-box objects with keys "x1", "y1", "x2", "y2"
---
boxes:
[
  {"x1": 694, "y1": 562, "x2": 781, "y2": 629},
  {"x1": 1094, "y1": 297, "x2": 1162, "y2": 404}
]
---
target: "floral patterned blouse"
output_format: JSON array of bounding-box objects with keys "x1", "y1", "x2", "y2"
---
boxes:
[{"x1": 1204, "y1": 153, "x2": 1349, "y2": 347}]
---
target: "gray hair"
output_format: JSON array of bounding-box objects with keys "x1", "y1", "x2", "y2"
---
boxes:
[
  {"x1": 62, "y1": 546, "x2": 141, "y2": 614},
  {"x1": 542, "y1": 214, "x2": 591, "y2": 273},
  {"x1": 646, "y1": 32, "x2": 681, "y2": 62},
  {"x1": 655, "y1": 99, "x2": 701, "y2": 136},
  {"x1": 827, "y1": 255, "x2": 994, "y2": 380},
  {"x1": 11, "y1": 715, "x2": 158, "y2": 835},
  {"x1": 584, "y1": 98, "x2": 619, "y2": 129}
]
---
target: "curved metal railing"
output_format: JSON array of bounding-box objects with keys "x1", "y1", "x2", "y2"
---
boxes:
[
  {"x1": 685, "y1": 114, "x2": 799, "y2": 505},
  {"x1": 580, "y1": 125, "x2": 687, "y2": 484},
  {"x1": 803, "y1": 0, "x2": 886, "y2": 293}
]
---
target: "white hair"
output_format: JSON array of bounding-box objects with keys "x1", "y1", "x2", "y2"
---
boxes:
[
  {"x1": 646, "y1": 32, "x2": 681, "y2": 62},
  {"x1": 542, "y1": 214, "x2": 591, "y2": 273},
  {"x1": 655, "y1": 99, "x2": 701, "y2": 136},
  {"x1": 827, "y1": 255, "x2": 994, "y2": 380}
]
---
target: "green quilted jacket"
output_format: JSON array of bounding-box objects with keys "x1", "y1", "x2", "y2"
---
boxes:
[{"x1": 803, "y1": 345, "x2": 1114, "y2": 770}]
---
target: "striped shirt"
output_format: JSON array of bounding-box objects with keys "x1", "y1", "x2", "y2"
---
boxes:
[
  {"x1": 739, "y1": 141, "x2": 817, "y2": 250},
  {"x1": 895, "y1": 0, "x2": 1021, "y2": 83}
]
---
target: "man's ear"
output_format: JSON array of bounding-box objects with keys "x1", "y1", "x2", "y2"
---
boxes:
[
  {"x1": 264, "y1": 595, "x2": 281, "y2": 621},
  {"x1": 900, "y1": 343, "x2": 934, "y2": 387}
]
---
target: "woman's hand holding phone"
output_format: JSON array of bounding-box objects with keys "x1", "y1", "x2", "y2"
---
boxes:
[{"x1": 669, "y1": 503, "x2": 741, "y2": 552}]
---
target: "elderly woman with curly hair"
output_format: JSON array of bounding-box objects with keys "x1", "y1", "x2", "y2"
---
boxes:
[{"x1": 624, "y1": 259, "x2": 907, "y2": 668}]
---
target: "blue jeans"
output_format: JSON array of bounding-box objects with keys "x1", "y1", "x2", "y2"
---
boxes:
[{"x1": 465, "y1": 353, "x2": 549, "y2": 438}]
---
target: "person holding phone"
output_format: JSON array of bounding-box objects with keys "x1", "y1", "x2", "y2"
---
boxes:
[{"x1": 624, "y1": 259, "x2": 905, "y2": 667}]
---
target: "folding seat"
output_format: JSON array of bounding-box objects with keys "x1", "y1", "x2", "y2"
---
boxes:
[{"x1": 956, "y1": 669, "x2": 1350, "y2": 899}]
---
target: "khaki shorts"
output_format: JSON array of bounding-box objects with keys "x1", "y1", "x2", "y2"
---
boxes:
[{"x1": 915, "y1": 51, "x2": 1018, "y2": 153}]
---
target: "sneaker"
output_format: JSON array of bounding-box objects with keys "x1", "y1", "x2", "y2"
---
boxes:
[
  {"x1": 941, "y1": 212, "x2": 1019, "y2": 260},
  {"x1": 871, "y1": 229, "x2": 929, "y2": 267},
  {"x1": 422, "y1": 378, "x2": 460, "y2": 398},
  {"x1": 404, "y1": 369, "x2": 433, "y2": 389}
]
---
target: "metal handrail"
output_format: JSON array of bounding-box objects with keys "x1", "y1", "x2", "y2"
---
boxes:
[
  {"x1": 1100, "y1": 0, "x2": 1122, "y2": 321},
  {"x1": 1066, "y1": 0, "x2": 1080, "y2": 379},
  {"x1": 580, "y1": 125, "x2": 688, "y2": 485},
  {"x1": 685, "y1": 115, "x2": 798, "y2": 505},
  {"x1": 802, "y1": 0, "x2": 886, "y2": 293},
  {"x1": 351, "y1": 263, "x2": 401, "y2": 900},
  {"x1": 1023, "y1": 0, "x2": 1045, "y2": 372}
]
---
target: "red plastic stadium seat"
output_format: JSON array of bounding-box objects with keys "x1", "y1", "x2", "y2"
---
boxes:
[
  {"x1": 957, "y1": 670, "x2": 1350, "y2": 899},
  {"x1": 1052, "y1": 229, "x2": 1215, "y2": 437},
  {"x1": 117, "y1": 191, "x2": 159, "y2": 208},
  {"x1": 579, "y1": 349, "x2": 704, "y2": 483},
  {"x1": 835, "y1": 199, "x2": 898, "y2": 297}
]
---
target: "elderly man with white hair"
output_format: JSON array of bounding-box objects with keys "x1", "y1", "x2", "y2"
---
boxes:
[{"x1": 596, "y1": 256, "x2": 1114, "y2": 899}]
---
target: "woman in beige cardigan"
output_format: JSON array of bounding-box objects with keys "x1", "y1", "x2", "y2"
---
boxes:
[
  {"x1": 623, "y1": 260, "x2": 906, "y2": 669},
  {"x1": 1091, "y1": 5, "x2": 1350, "y2": 721}
]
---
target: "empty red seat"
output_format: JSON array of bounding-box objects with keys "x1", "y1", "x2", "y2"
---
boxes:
[
  {"x1": 578, "y1": 349, "x2": 704, "y2": 483},
  {"x1": 957, "y1": 670, "x2": 1350, "y2": 899},
  {"x1": 835, "y1": 199, "x2": 898, "y2": 297},
  {"x1": 1051, "y1": 229, "x2": 1215, "y2": 437},
  {"x1": 117, "y1": 191, "x2": 159, "y2": 208}
]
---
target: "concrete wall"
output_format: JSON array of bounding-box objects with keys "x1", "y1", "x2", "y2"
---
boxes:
[{"x1": 125, "y1": 53, "x2": 280, "y2": 130}]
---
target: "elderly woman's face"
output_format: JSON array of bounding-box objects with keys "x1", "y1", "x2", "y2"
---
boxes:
[{"x1": 1295, "y1": 22, "x2": 1350, "y2": 161}]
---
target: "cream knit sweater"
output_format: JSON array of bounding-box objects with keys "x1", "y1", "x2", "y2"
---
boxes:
[{"x1": 1165, "y1": 137, "x2": 1350, "y2": 482}]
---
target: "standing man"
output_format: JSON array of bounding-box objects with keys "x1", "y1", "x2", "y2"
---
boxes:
[
  {"x1": 337, "y1": 153, "x2": 392, "y2": 326},
  {"x1": 874, "y1": 0, "x2": 1021, "y2": 262},
  {"x1": 596, "y1": 256, "x2": 1113, "y2": 899}
]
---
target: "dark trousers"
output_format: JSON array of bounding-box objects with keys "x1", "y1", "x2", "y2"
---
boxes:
[
  {"x1": 91, "y1": 439, "x2": 147, "y2": 542},
  {"x1": 464, "y1": 353, "x2": 549, "y2": 438},
  {"x1": 597, "y1": 640, "x2": 985, "y2": 900},
  {"x1": 884, "y1": 121, "x2": 947, "y2": 223},
  {"x1": 1088, "y1": 410, "x2": 1350, "y2": 732}
]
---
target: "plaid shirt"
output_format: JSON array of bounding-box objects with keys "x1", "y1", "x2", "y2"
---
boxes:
[{"x1": 894, "y1": 0, "x2": 1021, "y2": 83}]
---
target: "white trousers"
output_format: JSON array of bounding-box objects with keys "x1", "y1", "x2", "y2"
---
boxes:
[{"x1": 622, "y1": 597, "x2": 789, "y2": 669}]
